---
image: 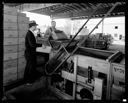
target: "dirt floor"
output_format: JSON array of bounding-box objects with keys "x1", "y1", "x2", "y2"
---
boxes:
[
  {"x1": 4, "y1": 76, "x2": 59, "y2": 101},
  {"x1": 3, "y1": 40, "x2": 125, "y2": 102}
]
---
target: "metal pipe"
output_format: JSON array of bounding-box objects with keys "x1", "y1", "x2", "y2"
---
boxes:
[
  {"x1": 79, "y1": 2, "x2": 119, "y2": 46},
  {"x1": 66, "y1": 3, "x2": 102, "y2": 48},
  {"x1": 102, "y1": 19, "x2": 104, "y2": 34}
]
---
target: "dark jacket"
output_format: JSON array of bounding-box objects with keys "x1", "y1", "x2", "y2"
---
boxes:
[{"x1": 25, "y1": 30, "x2": 41, "y2": 55}]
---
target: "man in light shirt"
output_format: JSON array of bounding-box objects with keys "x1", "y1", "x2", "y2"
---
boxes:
[{"x1": 44, "y1": 20, "x2": 58, "y2": 40}]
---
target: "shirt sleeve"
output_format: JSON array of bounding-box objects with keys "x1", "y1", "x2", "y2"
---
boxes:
[{"x1": 44, "y1": 27, "x2": 52, "y2": 38}]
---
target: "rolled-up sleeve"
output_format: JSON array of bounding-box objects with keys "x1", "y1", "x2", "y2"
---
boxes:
[{"x1": 44, "y1": 28, "x2": 52, "y2": 38}]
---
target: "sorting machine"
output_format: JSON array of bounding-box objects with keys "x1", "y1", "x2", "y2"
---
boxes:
[
  {"x1": 47, "y1": 47, "x2": 125, "y2": 100},
  {"x1": 3, "y1": 2, "x2": 125, "y2": 101},
  {"x1": 35, "y1": 2, "x2": 125, "y2": 100}
]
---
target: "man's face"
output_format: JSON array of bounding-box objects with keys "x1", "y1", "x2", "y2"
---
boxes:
[
  {"x1": 51, "y1": 21, "x2": 56, "y2": 28},
  {"x1": 33, "y1": 25, "x2": 37, "y2": 31}
]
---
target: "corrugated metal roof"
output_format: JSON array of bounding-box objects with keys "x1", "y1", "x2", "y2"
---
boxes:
[
  {"x1": 4, "y1": 3, "x2": 23, "y2": 7},
  {"x1": 3, "y1": 3, "x2": 125, "y2": 19},
  {"x1": 29, "y1": 2, "x2": 125, "y2": 19}
]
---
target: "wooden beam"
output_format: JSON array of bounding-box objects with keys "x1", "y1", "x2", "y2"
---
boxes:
[
  {"x1": 52, "y1": 4, "x2": 124, "y2": 19},
  {"x1": 79, "y1": 3, "x2": 88, "y2": 11},
  {"x1": 52, "y1": 5, "x2": 70, "y2": 14},
  {"x1": 52, "y1": 12, "x2": 71, "y2": 19},
  {"x1": 81, "y1": 3, "x2": 90, "y2": 10},
  {"x1": 16, "y1": 3, "x2": 60, "y2": 12},
  {"x1": 53, "y1": 3, "x2": 79, "y2": 14},
  {"x1": 63, "y1": 5, "x2": 78, "y2": 13},
  {"x1": 52, "y1": 9, "x2": 93, "y2": 19}
]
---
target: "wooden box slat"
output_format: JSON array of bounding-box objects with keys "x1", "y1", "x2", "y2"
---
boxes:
[
  {"x1": 4, "y1": 53, "x2": 18, "y2": 61},
  {"x1": 4, "y1": 30, "x2": 18, "y2": 38},
  {"x1": 4, "y1": 45, "x2": 18, "y2": 53},
  {"x1": 4, "y1": 59, "x2": 18, "y2": 70}
]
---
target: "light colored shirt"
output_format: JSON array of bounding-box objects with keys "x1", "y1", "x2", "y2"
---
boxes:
[
  {"x1": 29, "y1": 29, "x2": 36, "y2": 37},
  {"x1": 44, "y1": 27, "x2": 57, "y2": 39}
]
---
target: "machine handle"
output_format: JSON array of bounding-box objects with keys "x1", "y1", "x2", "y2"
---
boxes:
[{"x1": 88, "y1": 66, "x2": 93, "y2": 83}]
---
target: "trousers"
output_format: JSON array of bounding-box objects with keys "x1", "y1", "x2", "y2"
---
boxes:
[{"x1": 24, "y1": 50, "x2": 39, "y2": 83}]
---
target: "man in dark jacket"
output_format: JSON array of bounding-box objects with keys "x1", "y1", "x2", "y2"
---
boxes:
[{"x1": 24, "y1": 21, "x2": 41, "y2": 85}]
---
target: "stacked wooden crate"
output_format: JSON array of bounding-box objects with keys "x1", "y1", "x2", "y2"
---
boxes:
[
  {"x1": 17, "y1": 12, "x2": 29, "y2": 80},
  {"x1": 3, "y1": 5, "x2": 29, "y2": 86},
  {"x1": 3, "y1": 6, "x2": 18, "y2": 86}
]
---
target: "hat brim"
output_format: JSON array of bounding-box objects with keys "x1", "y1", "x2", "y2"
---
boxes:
[
  {"x1": 35, "y1": 24, "x2": 38, "y2": 26},
  {"x1": 33, "y1": 24, "x2": 38, "y2": 26},
  {"x1": 29, "y1": 22, "x2": 38, "y2": 27}
]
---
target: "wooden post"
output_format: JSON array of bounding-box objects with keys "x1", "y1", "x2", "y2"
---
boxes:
[
  {"x1": 73, "y1": 56, "x2": 78, "y2": 99},
  {"x1": 102, "y1": 19, "x2": 104, "y2": 34},
  {"x1": 106, "y1": 62, "x2": 112, "y2": 100}
]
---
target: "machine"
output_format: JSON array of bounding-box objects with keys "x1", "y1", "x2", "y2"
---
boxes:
[
  {"x1": 35, "y1": 2, "x2": 125, "y2": 100},
  {"x1": 48, "y1": 47, "x2": 125, "y2": 100}
]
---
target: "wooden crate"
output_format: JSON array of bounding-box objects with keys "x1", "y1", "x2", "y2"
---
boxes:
[
  {"x1": 3, "y1": 59, "x2": 18, "y2": 70},
  {"x1": 3, "y1": 66, "x2": 17, "y2": 84},
  {"x1": 18, "y1": 38, "x2": 25, "y2": 44},
  {"x1": 19, "y1": 30, "x2": 27, "y2": 37},
  {"x1": 18, "y1": 16, "x2": 29, "y2": 23},
  {"x1": 18, "y1": 51, "x2": 24, "y2": 58},
  {"x1": 3, "y1": 73, "x2": 17, "y2": 85},
  {"x1": 4, "y1": 22, "x2": 17, "y2": 30},
  {"x1": 3, "y1": 66, "x2": 17, "y2": 76},
  {"x1": 4, "y1": 30, "x2": 18, "y2": 38},
  {"x1": 4, "y1": 14, "x2": 17, "y2": 23},
  {"x1": 4, "y1": 38, "x2": 18, "y2": 45},
  {"x1": 18, "y1": 65, "x2": 25, "y2": 79},
  {"x1": 18, "y1": 23, "x2": 28, "y2": 30},
  {"x1": 18, "y1": 12, "x2": 26, "y2": 17},
  {"x1": 18, "y1": 57, "x2": 26, "y2": 79},
  {"x1": 18, "y1": 57, "x2": 26, "y2": 66},
  {"x1": 18, "y1": 44, "x2": 25, "y2": 51},
  {"x1": 4, "y1": 52, "x2": 18, "y2": 61},
  {"x1": 18, "y1": 63, "x2": 25, "y2": 73},
  {"x1": 18, "y1": 64, "x2": 25, "y2": 72},
  {"x1": 18, "y1": 57, "x2": 26, "y2": 67},
  {"x1": 3, "y1": 63, "x2": 17, "y2": 76},
  {"x1": 18, "y1": 64, "x2": 25, "y2": 75},
  {"x1": 18, "y1": 70, "x2": 24, "y2": 79},
  {"x1": 4, "y1": 45, "x2": 18, "y2": 53},
  {"x1": 4, "y1": 5, "x2": 17, "y2": 16}
]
